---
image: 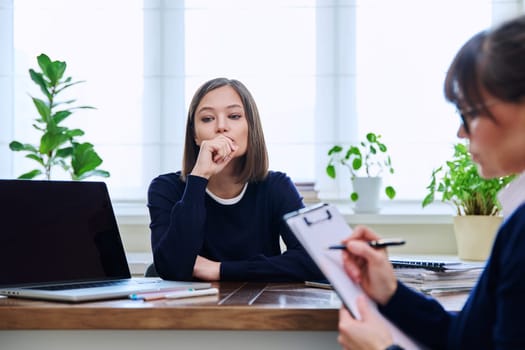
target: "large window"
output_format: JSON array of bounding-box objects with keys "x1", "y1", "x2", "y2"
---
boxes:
[
  {"x1": 184, "y1": 1, "x2": 317, "y2": 181},
  {"x1": 355, "y1": 0, "x2": 492, "y2": 199},
  {"x1": 11, "y1": 0, "x2": 144, "y2": 199},
  {"x1": 3, "y1": 0, "x2": 521, "y2": 209}
]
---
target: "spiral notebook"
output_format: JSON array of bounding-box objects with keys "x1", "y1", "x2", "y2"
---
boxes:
[
  {"x1": 389, "y1": 258, "x2": 459, "y2": 272},
  {"x1": 284, "y1": 203, "x2": 422, "y2": 350},
  {"x1": 389, "y1": 256, "x2": 485, "y2": 272}
]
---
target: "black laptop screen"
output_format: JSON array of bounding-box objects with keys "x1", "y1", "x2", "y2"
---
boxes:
[{"x1": 0, "y1": 180, "x2": 131, "y2": 286}]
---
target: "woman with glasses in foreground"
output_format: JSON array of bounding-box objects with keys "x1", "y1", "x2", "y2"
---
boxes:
[{"x1": 337, "y1": 14, "x2": 525, "y2": 350}]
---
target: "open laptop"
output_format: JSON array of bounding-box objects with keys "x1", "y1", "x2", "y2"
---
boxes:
[{"x1": 0, "y1": 179, "x2": 211, "y2": 302}]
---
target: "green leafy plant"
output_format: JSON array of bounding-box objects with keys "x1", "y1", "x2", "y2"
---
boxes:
[
  {"x1": 326, "y1": 132, "x2": 396, "y2": 201},
  {"x1": 422, "y1": 142, "x2": 515, "y2": 215},
  {"x1": 9, "y1": 53, "x2": 110, "y2": 180}
]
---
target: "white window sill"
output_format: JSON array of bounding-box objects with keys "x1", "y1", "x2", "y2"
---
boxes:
[{"x1": 113, "y1": 199, "x2": 456, "y2": 226}]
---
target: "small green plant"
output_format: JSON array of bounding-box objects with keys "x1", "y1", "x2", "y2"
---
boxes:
[
  {"x1": 326, "y1": 132, "x2": 396, "y2": 201},
  {"x1": 422, "y1": 142, "x2": 515, "y2": 216},
  {"x1": 9, "y1": 53, "x2": 109, "y2": 180}
]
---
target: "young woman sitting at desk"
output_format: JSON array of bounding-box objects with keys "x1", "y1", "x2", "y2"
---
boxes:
[
  {"x1": 337, "y1": 14, "x2": 525, "y2": 350},
  {"x1": 147, "y1": 77, "x2": 323, "y2": 283}
]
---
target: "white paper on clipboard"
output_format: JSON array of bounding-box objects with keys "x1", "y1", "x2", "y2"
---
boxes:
[{"x1": 284, "y1": 203, "x2": 422, "y2": 350}]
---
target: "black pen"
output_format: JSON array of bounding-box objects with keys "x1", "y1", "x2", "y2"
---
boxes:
[{"x1": 328, "y1": 238, "x2": 406, "y2": 250}]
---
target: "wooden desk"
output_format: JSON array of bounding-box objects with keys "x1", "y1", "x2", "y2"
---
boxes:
[{"x1": 0, "y1": 282, "x2": 467, "y2": 350}]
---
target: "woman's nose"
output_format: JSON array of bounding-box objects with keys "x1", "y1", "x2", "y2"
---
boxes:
[
  {"x1": 457, "y1": 124, "x2": 468, "y2": 139},
  {"x1": 216, "y1": 116, "x2": 229, "y2": 133}
]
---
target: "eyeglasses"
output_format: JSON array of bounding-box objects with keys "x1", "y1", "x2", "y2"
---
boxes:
[{"x1": 457, "y1": 100, "x2": 498, "y2": 134}]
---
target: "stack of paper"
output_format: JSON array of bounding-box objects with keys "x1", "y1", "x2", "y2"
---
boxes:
[
  {"x1": 391, "y1": 257, "x2": 485, "y2": 295},
  {"x1": 294, "y1": 181, "x2": 320, "y2": 204}
]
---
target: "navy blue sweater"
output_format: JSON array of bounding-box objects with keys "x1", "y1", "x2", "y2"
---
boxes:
[
  {"x1": 379, "y1": 203, "x2": 525, "y2": 349},
  {"x1": 147, "y1": 171, "x2": 324, "y2": 282}
]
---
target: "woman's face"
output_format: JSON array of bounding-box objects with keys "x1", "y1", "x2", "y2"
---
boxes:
[
  {"x1": 193, "y1": 85, "x2": 249, "y2": 157},
  {"x1": 458, "y1": 93, "x2": 525, "y2": 178}
]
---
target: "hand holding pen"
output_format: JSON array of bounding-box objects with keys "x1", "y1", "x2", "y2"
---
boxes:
[{"x1": 339, "y1": 226, "x2": 400, "y2": 306}]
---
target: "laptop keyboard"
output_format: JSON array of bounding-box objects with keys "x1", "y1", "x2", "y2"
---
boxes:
[{"x1": 32, "y1": 280, "x2": 130, "y2": 291}]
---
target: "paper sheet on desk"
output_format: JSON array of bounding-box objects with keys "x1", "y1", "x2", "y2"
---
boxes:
[{"x1": 284, "y1": 203, "x2": 423, "y2": 350}]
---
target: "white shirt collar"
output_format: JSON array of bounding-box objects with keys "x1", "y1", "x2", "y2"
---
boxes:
[
  {"x1": 206, "y1": 183, "x2": 248, "y2": 205},
  {"x1": 498, "y1": 171, "x2": 525, "y2": 218}
]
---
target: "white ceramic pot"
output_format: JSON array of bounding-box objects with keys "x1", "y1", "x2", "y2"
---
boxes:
[
  {"x1": 453, "y1": 215, "x2": 503, "y2": 261},
  {"x1": 351, "y1": 177, "x2": 382, "y2": 214}
]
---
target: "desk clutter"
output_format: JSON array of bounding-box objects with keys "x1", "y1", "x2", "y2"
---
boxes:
[
  {"x1": 294, "y1": 181, "x2": 320, "y2": 204},
  {"x1": 390, "y1": 256, "x2": 485, "y2": 296}
]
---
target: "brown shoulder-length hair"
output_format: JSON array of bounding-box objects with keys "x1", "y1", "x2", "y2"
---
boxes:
[
  {"x1": 444, "y1": 14, "x2": 525, "y2": 119},
  {"x1": 181, "y1": 77, "x2": 269, "y2": 183}
]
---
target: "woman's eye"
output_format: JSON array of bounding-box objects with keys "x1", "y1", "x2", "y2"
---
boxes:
[
  {"x1": 229, "y1": 114, "x2": 242, "y2": 120},
  {"x1": 464, "y1": 109, "x2": 481, "y2": 120},
  {"x1": 201, "y1": 116, "x2": 214, "y2": 123}
]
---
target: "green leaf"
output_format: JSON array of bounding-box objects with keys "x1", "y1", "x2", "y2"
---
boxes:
[
  {"x1": 347, "y1": 146, "x2": 361, "y2": 157},
  {"x1": 40, "y1": 131, "x2": 69, "y2": 154},
  {"x1": 52, "y1": 110, "x2": 72, "y2": 125},
  {"x1": 42, "y1": 57, "x2": 66, "y2": 85},
  {"x1": 71, "y1": 143, "x2": 103, "y2": 177},
  {"x1": 18, "y1": 169, "x2": 42, "y2": 179},
  {"x1": 327, "y1": 145, "x2": 343, "y2": 155},
  {"x1": 56, "y1": 147, "x2": 73, "y2": 158},
  {"x1": 9, "y1": 141, "x2": 38, "y2": 153},
  {"x1": 385, "y1": 186, "x2": 396, "y2": 199},
  {"x1": 74, "y1": 169, "x2": 110, "y2": 181},
  {"x1": 9, "y1": 141, "x2": 24, "y2": 151},
  {"x1": 53, "y1": 99, "x2": 77, "y2": 108},
  {"x1": 422, "y1": 193, "x2": 434, "y2": 207},
  {"x1": 351, "y1": 158, "x2": 362, "y2": 171},
  {"x1": 32, "y1": 122, "x2": 45, "y2": 131},
  {"x1": 66, "y1": 129, "x2": 85, "y2": 138},
  {"x1": 326, "y1": 164, "x2": 336, "y2": 178},
  {"x1": 350, "y1": 192, "x2": 359, "y2": 201},
  {"x1": 366, "y1": 132, "x2": 377, "y2": 142},
  {"x1": 29, "y1": 69, "x2": 51, "y2": 100},
  {"x1": 55, "y1": 80, "x2": 85, "y2": 95},
  {"x1": 36, "y1": 53, "x2": 52, "y2": 74},
  {"x1": 32, "y1": 97, "x2": 51, "y2": 123},
  {"x1": 25, "y1": 154, "x2": 44, "y2": 165},
  {"x1": 55, "y1": 158, "x2": 71, "y2": 171}
]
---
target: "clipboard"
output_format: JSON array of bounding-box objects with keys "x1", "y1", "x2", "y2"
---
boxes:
[{"x1": 284, "y1": 203, "x2": 422, "y2": 350}]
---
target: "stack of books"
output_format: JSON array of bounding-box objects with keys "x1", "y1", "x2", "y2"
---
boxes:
[
  {"x1": 294, "y1": 181, "x2": 320, "y2": 204},
  {"x1": 390, "y1": 256, "x2": 485, "y2": 296}
]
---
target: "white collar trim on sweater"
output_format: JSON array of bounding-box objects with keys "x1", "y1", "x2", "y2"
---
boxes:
[
  {"x1": 206, "y1": 183, "x2": 248, "y2": 205},
  {"x1": 498, "y1": 171, "x2": 525, "y2": 218}
]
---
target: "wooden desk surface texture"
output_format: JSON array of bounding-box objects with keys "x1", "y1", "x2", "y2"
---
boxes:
[
  {"x1": 0, "y1": 282, "x2": 340, "y2": 330},
  {"x1": 0, "y1": 282, "x2": 466, "y2": 331}
]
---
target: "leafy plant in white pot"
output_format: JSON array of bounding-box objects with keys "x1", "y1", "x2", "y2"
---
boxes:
[
  {"x1": 422, "y1": 142, "x2": 515, "y2": 260},
  {"x1": 326, "y1": 132, "x2": 396, "y2": 213}
]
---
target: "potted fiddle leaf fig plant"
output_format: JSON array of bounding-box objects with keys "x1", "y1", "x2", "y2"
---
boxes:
[
  {"x1": 9, "y1": 53, "x2": 109, "y2": 180},
  {"x1": 326, "y1": 132, "x2": 396, "y2": 213},
  {"x1": 422, "y1": 142, "x2": 515, "y2": 260}
]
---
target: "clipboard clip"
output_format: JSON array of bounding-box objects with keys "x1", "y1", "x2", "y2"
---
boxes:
[
  {"x1": 303, "y1": 209, "x2": 332, "y2": 226},
  {"x1": 282, "y1": 202, "x2": 333, "y2": 226}
]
